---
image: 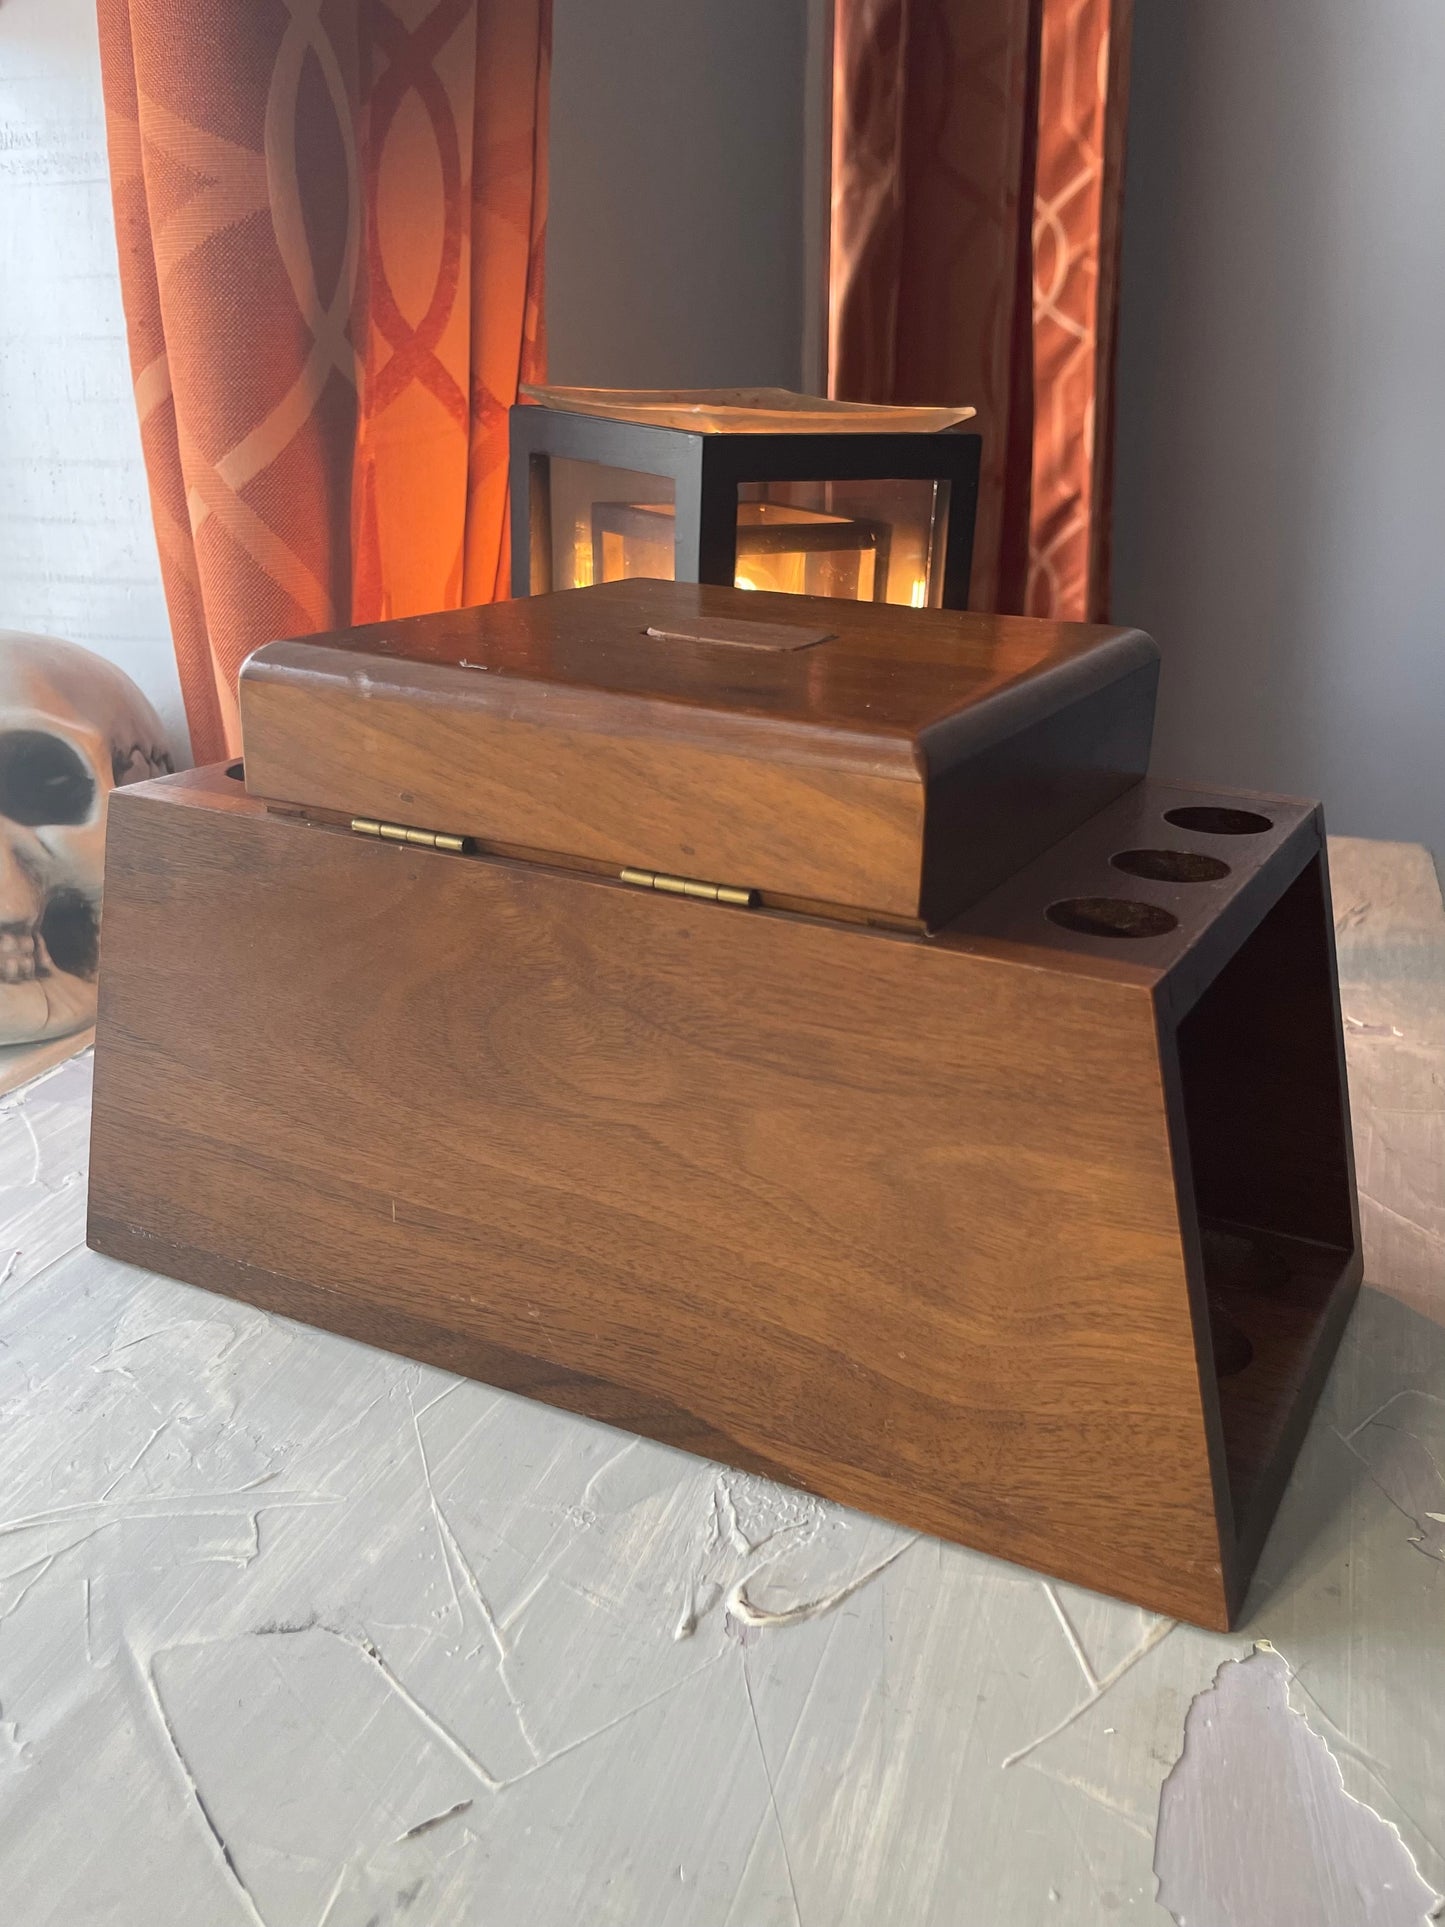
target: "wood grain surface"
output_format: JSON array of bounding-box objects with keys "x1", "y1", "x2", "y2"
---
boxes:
[
  {"x1": 89, "y1": 768, "x2": 1360, "y2": 1626},
  {"x1": 6, "y1": 833, "x2": 1437, "y2": 1927},
  {"x1": 239, "y1": 579, "x2": 1157, "y2": 927}
]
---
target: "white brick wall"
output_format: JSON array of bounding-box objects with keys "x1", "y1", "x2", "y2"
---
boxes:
[{"x1": 0, "y1": 0, "x2": 187, "y2": 760}]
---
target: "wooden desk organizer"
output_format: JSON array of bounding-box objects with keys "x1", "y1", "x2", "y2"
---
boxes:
[{"x1": 87, "y1": 581, "x2": 1360, "y2": 1628}]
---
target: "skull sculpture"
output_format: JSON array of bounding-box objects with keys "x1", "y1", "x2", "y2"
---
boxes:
[{"x1": 0, "y1": 633, "x2": 173, "y2": 1046}]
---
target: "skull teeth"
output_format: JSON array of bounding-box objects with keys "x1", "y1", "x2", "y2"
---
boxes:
[{"x1": 0, "y1": 923, "x2": 48, "y2": 985}]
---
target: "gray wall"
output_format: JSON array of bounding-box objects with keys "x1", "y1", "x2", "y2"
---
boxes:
[
  {"x1": 1112, "y1": 2, "x2": 1445, "y2": 861},
  {"x1": 547, "y1": 0, "x2": 812, "y2": 390}
]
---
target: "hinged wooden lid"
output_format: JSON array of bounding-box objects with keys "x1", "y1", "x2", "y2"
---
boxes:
[{"x1": 239, "y1": 579, "x2": 1158, "y2": 928}]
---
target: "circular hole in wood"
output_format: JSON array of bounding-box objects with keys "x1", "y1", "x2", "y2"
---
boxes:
[
  {"x1": 1163, "y1": 805, "x2": 1273, "y2": 835},
  {"x1": 1201, "y1": 1226, "x2": 1290, "y2": 1290},
  {"x1": 1045, "y1": 897, "x2": 1179, "y2": 940},
  {"x1": 225, "y1": 760, "x2": 244, "y2": 780},
  {"x1": 1208, "y1": 1300, "x2": 1255, "y2": 1378},
  {"x1": 1112, "y1": 847, "x2": 1231, "y2": 884}
]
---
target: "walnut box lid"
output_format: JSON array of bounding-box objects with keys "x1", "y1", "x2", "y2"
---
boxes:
[{"x1": 239, "y1": 578, "x2": 1158, "y2": 928}]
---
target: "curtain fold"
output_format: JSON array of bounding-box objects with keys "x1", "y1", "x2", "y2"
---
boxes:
[
  {"x1": 98, "y1": 0, "x2": 549, "y2": 764},
  {"x1": 830, "y1": 0, "x2": 1132, "y2": 621}
]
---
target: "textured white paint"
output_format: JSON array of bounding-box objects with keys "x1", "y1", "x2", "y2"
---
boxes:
[
  {"x1": 1350, "y1": 1392, "x2": 1445, "y2": 1564},
  {"x1": 1156, "y1": 1649, "x2": 1437, "y2": 1927},
  {"x1": 0, "y1": 0, "x2": 186, "y2": 756},
  {"x1": 1330, "y1": 837, "x2": 1445, "y2": 1325},
  {"x1": 0, "y1": 838, "x2": 1440, "y2": 1925}
]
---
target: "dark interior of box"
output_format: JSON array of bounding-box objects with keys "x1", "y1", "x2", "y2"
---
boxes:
[{"x1": 1174, "y1": 854, "x2": 1359, "y2": 1537}]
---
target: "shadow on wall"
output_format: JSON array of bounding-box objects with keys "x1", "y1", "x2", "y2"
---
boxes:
[
  {"x1": 1111, "y1": 0, "x2": 1445, "y2": 863},
  {"x1": 545, "y1": 0, "x2": 810, "y2": 391}
]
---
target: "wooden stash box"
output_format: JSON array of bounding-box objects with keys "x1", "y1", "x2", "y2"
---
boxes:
[{"x1": 87, "y1": 580, "x2": 1361, "y2": 1629}]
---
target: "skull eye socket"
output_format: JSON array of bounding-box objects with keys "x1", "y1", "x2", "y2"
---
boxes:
[{"x1": 0, "y1": 731, "x2": 97, "y2": 827}]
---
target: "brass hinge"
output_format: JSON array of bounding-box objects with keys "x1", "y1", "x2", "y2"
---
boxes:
[
  {"x1": 351, "y1": 817, "x2": 469, "y2": 854},
  {"x1": 620, "y1": 866, "x2": 756, "y2": 907}
]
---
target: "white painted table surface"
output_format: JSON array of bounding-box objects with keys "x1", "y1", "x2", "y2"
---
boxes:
[{"x1": 0, "y1": 837, "x2": 1442, "y2": 1927}]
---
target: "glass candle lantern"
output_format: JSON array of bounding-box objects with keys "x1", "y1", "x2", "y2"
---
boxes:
[{"x1": 509, "y1": 388, "x2": 981, "y2": 609}]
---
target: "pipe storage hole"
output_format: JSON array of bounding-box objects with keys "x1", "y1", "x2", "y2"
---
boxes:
[
  {"x1": 225, "y1": 761, "x2": 244, "y2": 780},
  {"x1": 1164, "y1": 805, "x2": 1273, "y2": 835},
  {"x1": 1046, "y1": 896, "x2": 1179, "y2": 939},
  {"x1": 1112, "y1": 847, "x2": 1231, "y2": 884},
  {"x1": 1207, "y1": 1302, "x2": 1255, "y2": 1378},
  {"x1": 1201, "y1": 1225, "x2": 1291, "y2": 1291}
]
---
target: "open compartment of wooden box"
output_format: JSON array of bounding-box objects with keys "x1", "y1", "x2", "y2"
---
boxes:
[{"x1": 947, "y1": 781, "x2": 1361, "y2": 1605}]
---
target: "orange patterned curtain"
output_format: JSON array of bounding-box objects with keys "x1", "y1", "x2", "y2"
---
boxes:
[
  {"x1": 830, "y1": 0, "x2": 1131, "y2": 620},
  {"x1": 98, "y1": 0, "x2": 549, "y2": 764}
]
